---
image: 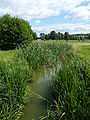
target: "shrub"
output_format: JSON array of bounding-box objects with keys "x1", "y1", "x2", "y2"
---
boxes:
[{"x1": 0, "y1": 14, "x2": 33, "y2": 50}]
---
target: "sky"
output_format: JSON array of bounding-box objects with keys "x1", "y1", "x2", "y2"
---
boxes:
[{"x1": 0, "y1": 0, "x2": 90, "y2": 35}]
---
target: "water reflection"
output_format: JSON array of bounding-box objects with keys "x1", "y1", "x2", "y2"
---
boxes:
[{"x1": 20, "y1": 64, "x2": 60, "y2": 120}]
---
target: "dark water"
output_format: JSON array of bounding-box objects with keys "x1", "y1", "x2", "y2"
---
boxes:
[{"x1": 20, "y1": 65, "x2": 60, "y2": 120}]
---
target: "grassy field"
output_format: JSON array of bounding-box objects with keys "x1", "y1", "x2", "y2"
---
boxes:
[
  {"x1": 0, "y1": 50, "x2": 16, "y2": 62},
  {"x1": 71, "y1": 42, "x2": 90, "y2": 61},
  {"x1": 0, "y1": 40, "x2": 89, "y2": 62}
]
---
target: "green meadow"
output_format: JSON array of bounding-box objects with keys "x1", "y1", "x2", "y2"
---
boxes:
[
  {"x1": 0, "y1": 40, "x2": 90, "y2": 62},
  {"x1": 0, "y1": 50, "x2": 16, "y2": 62}
]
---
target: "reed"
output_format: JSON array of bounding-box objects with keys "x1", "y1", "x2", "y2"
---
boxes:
[
  {"x1": 16, "y1": 41, "x2": 74, "y2": 70},
  {"x1": 0, "y1": 41, "x2": 81, "y2": 120},
  {"x1": 0, "y1": 59, "x2": 31, "y2": 120},
  {"x1": 51, "y1": 58, "x2": 90, "y2": 120}
]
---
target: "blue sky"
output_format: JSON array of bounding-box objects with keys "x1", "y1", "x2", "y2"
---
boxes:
[{"x1": 0, "y1": 0, "x2": 90, "y2": 34}]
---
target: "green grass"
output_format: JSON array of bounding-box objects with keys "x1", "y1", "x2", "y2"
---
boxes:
[
  {"x1": 0, "y1": 40, "x2": 90, "y2": 120},
  {"x1": 77, "y1": 45, "x2": 90, "y2": 61},
  {"x1": 0, "y1": 40, "x2": 90, "y2": 62},
  {"x1": 0, "y1": 50, "x2": 15, "y2": 62},
  {"x1": 0, "y1": 41, "x2": 74, "y2": 120},
  {"x1": 0, "y1": 59, "x2": 32, "y2": 120},
  {"x1": 16, "y1": 41, "x2": 74, "y2": 69},
  {"x1": 51, "y1": 58, "x2": 90, "y2": 120},
  {"x1": 71, "y1": 42, "x2": 90, "y2": 61}
]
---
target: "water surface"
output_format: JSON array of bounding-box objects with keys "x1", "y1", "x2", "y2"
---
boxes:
[{"x1": 20, "y1": 65, "x2": 60, "y2": 120}]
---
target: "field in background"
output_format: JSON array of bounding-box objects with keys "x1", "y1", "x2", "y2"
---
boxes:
[
  {"x1": 0, "y1": 40, "x2": 90, "y2": 62},
  {"x1": 71, "y1": 41, "x2": 90, "y2": 61},
  {"x1": 0, "y1": 50, "x2": 16, "y2": 62}
]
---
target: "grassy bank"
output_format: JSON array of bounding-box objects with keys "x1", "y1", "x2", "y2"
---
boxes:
[
  {"x1": 70, "y1": 41, "x2": 90, "y2": 61},
  {"x1": 0, "y1": 40, "x2": 90, "y2": 120},
  {"x1": 0, "y1": 59, "x2": 31, "y2": 120},
  {"x1": 50, "y1": 59, "x2": 90, "y2": 120},
  {"x1": 0, "y1": 40, "x2": 89, "y2": 62},
  {"x1": 0, "y1": 50, "x2": 15, "y2": 62},
  {"x1": 75, "y1": 45, "x2": 90, "y2": 61},
  {"x1": 0, "y1": 41, "x2": 74, "y2": 120}
]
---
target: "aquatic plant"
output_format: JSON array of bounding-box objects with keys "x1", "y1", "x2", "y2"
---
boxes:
[
  {"x1": 0, "y1": 59, "x2": 31, "y2": 120},
  {"x1": 0, "y1": 41, "x2": 78, "y2": 120},
  {"x1": 16, "y1": 41, "x2": 74, "y2": 70},
  {"x1": 52, "y1": 58, "x2": 90, "y2": 120}
]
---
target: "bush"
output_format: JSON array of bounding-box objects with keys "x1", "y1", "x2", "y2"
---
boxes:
[{"x1": 0, "y1": 14, "x2": 33, "y2": 50}]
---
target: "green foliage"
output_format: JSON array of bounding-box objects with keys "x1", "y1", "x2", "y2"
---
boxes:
[
  {"x1": 33, "y1": 32, "x2": 37, "y2": 40},
  {"x1": 0, "y1": 59, "x2": 32, "y2": 120},
  {"x1": 39, "y1": 31, "x2": 90, "y2": 41},
  {"x1": 49, "y1": 31, "x2": 57, "y2": 40},
  {"x1": 0, "y1": 40, "x2": 89, "y2": 120},
  {"x1": 45, "y1": 34, "x2": 50, "y2": 40},
  {"x1": 52, "y1": 59, "x2": 90, "y2": 120},
  {"x1": 0, "y1": 14, "x2": 33, "y2": 50},
  {"x1": 88, "y1": 34, "x2": 90, "y2": 39},
  {"x1": 40, "y1": 33, "x2": 45, "y2": 40},
  {"x1": 64, "y1": 32, "x2": 70, "y2": 40},
  {"x1": 57, "y1": 32, "x2": 64, "y2": 40},
  {"x1": 0, "y1": 50, "x2": 15, "y2": 62},
  {"x1": 16, "y1": 41, "x2": 74, "y2": 70}
]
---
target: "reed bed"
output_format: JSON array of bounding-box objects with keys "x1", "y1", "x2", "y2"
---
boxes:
[
  {"x1": 0, "y1": 41, "x2": 74, "y2": 120},
  {"x1": 16, "y1": 41, "x2": 74, "y2": 70},
  {"x1": 49, "y1": 58, "x2": 90, "y2": 120},
  {"x1": 0, "y1": 60, "x2": 31, "y2": 120},
  {"x1": 1, "y1": 40, "x2": 88, "y2": 120}
]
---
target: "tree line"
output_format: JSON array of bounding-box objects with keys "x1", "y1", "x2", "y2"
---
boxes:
[
  {"x1": 0, "y1": 14, "x2": 90, "y2": 50},
  {"x1": 40, "y1": 31, "x2": 90, "y2": 40}
]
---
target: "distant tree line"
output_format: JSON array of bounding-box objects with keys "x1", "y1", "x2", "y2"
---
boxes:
[{"x1": 39, "y1": 31, "x2": 90, "y2": 41}]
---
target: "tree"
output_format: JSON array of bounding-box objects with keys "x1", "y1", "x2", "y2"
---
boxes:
[
  {"x1": 49, "y1": 31, "x2": 57, "y2": 40},
  {"x1": 45, "y1": 34, "x2": 49, "y2": 40},
  {"x1": 33, "y1": 32, "x2": 37, "y2": 40},
  {"x1": 40, "y1": 33, "x2": 45, "y2": 40},
  {"x1": 0, "y1": 14, "x2": 34, "y2": 50},
  {"x1": 57, "y1": 32, "x2": 61, "y2": 40},
  {"x1": 64, "y1": 32, "x2": 70, "y2": 41},
  {"x1": 57, "y1": 32, "x2": 64, "y2": 40},
  {"x1": 88, "y1": 34, "x2": 90, "y2": 39}
]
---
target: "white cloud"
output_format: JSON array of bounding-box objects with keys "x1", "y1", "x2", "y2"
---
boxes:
[
  {"x1": 35, "y1": 20, "x2": 41, "y2": 24},
  {"x1": 32, "y1": 23, "x2": 90, "y2": 34},
  {"x1": 0, "y1": 0, "x2": 90, "y2": 20},
  {"x1": 67, "y1": 3, "x2": 90, "y2": 20}
]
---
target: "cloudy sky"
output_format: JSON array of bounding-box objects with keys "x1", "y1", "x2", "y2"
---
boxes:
[{"x1": 0, "y1": 0, "x2": 90, "y2": 34}]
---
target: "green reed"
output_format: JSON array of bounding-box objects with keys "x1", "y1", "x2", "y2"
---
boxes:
[
  {"x1": 51, "y1": 58, "x2": 90, "y2": 120},
  {"x1": 0, "y1": 59, "x2": 32, "y2": 120},
  {"x1": 0, "y1": 41, "x2": 76, "y2": 120},
  {"x1": 16, "y1": 41, "x2": 74, "y2": 70}
]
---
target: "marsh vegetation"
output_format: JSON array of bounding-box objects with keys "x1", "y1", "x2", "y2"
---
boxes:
[{"x1": 0, "y1": 40, "x2": 90, "y2": 120}]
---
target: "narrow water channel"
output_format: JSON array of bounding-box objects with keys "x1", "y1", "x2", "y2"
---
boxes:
[{"x1": 20, "y1": 65, "x2": 60, "y2": 120}]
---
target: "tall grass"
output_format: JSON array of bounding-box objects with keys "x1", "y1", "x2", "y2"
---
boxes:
[
  {"x1": 16, "y1": 41, "x2": 74, "y2": 70},
  {"x1": 0, "y1": 59, "x2": 31, "y2": 120},
  {"x1": 51, "y1": 58, "x2": 90, "y2": 120},
  {"x1": 0, "y1": 41, "x2": 74, "y2": 120},
  {"x1": 1, "y1": 41, "x2": 86, "y2": 120}
]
